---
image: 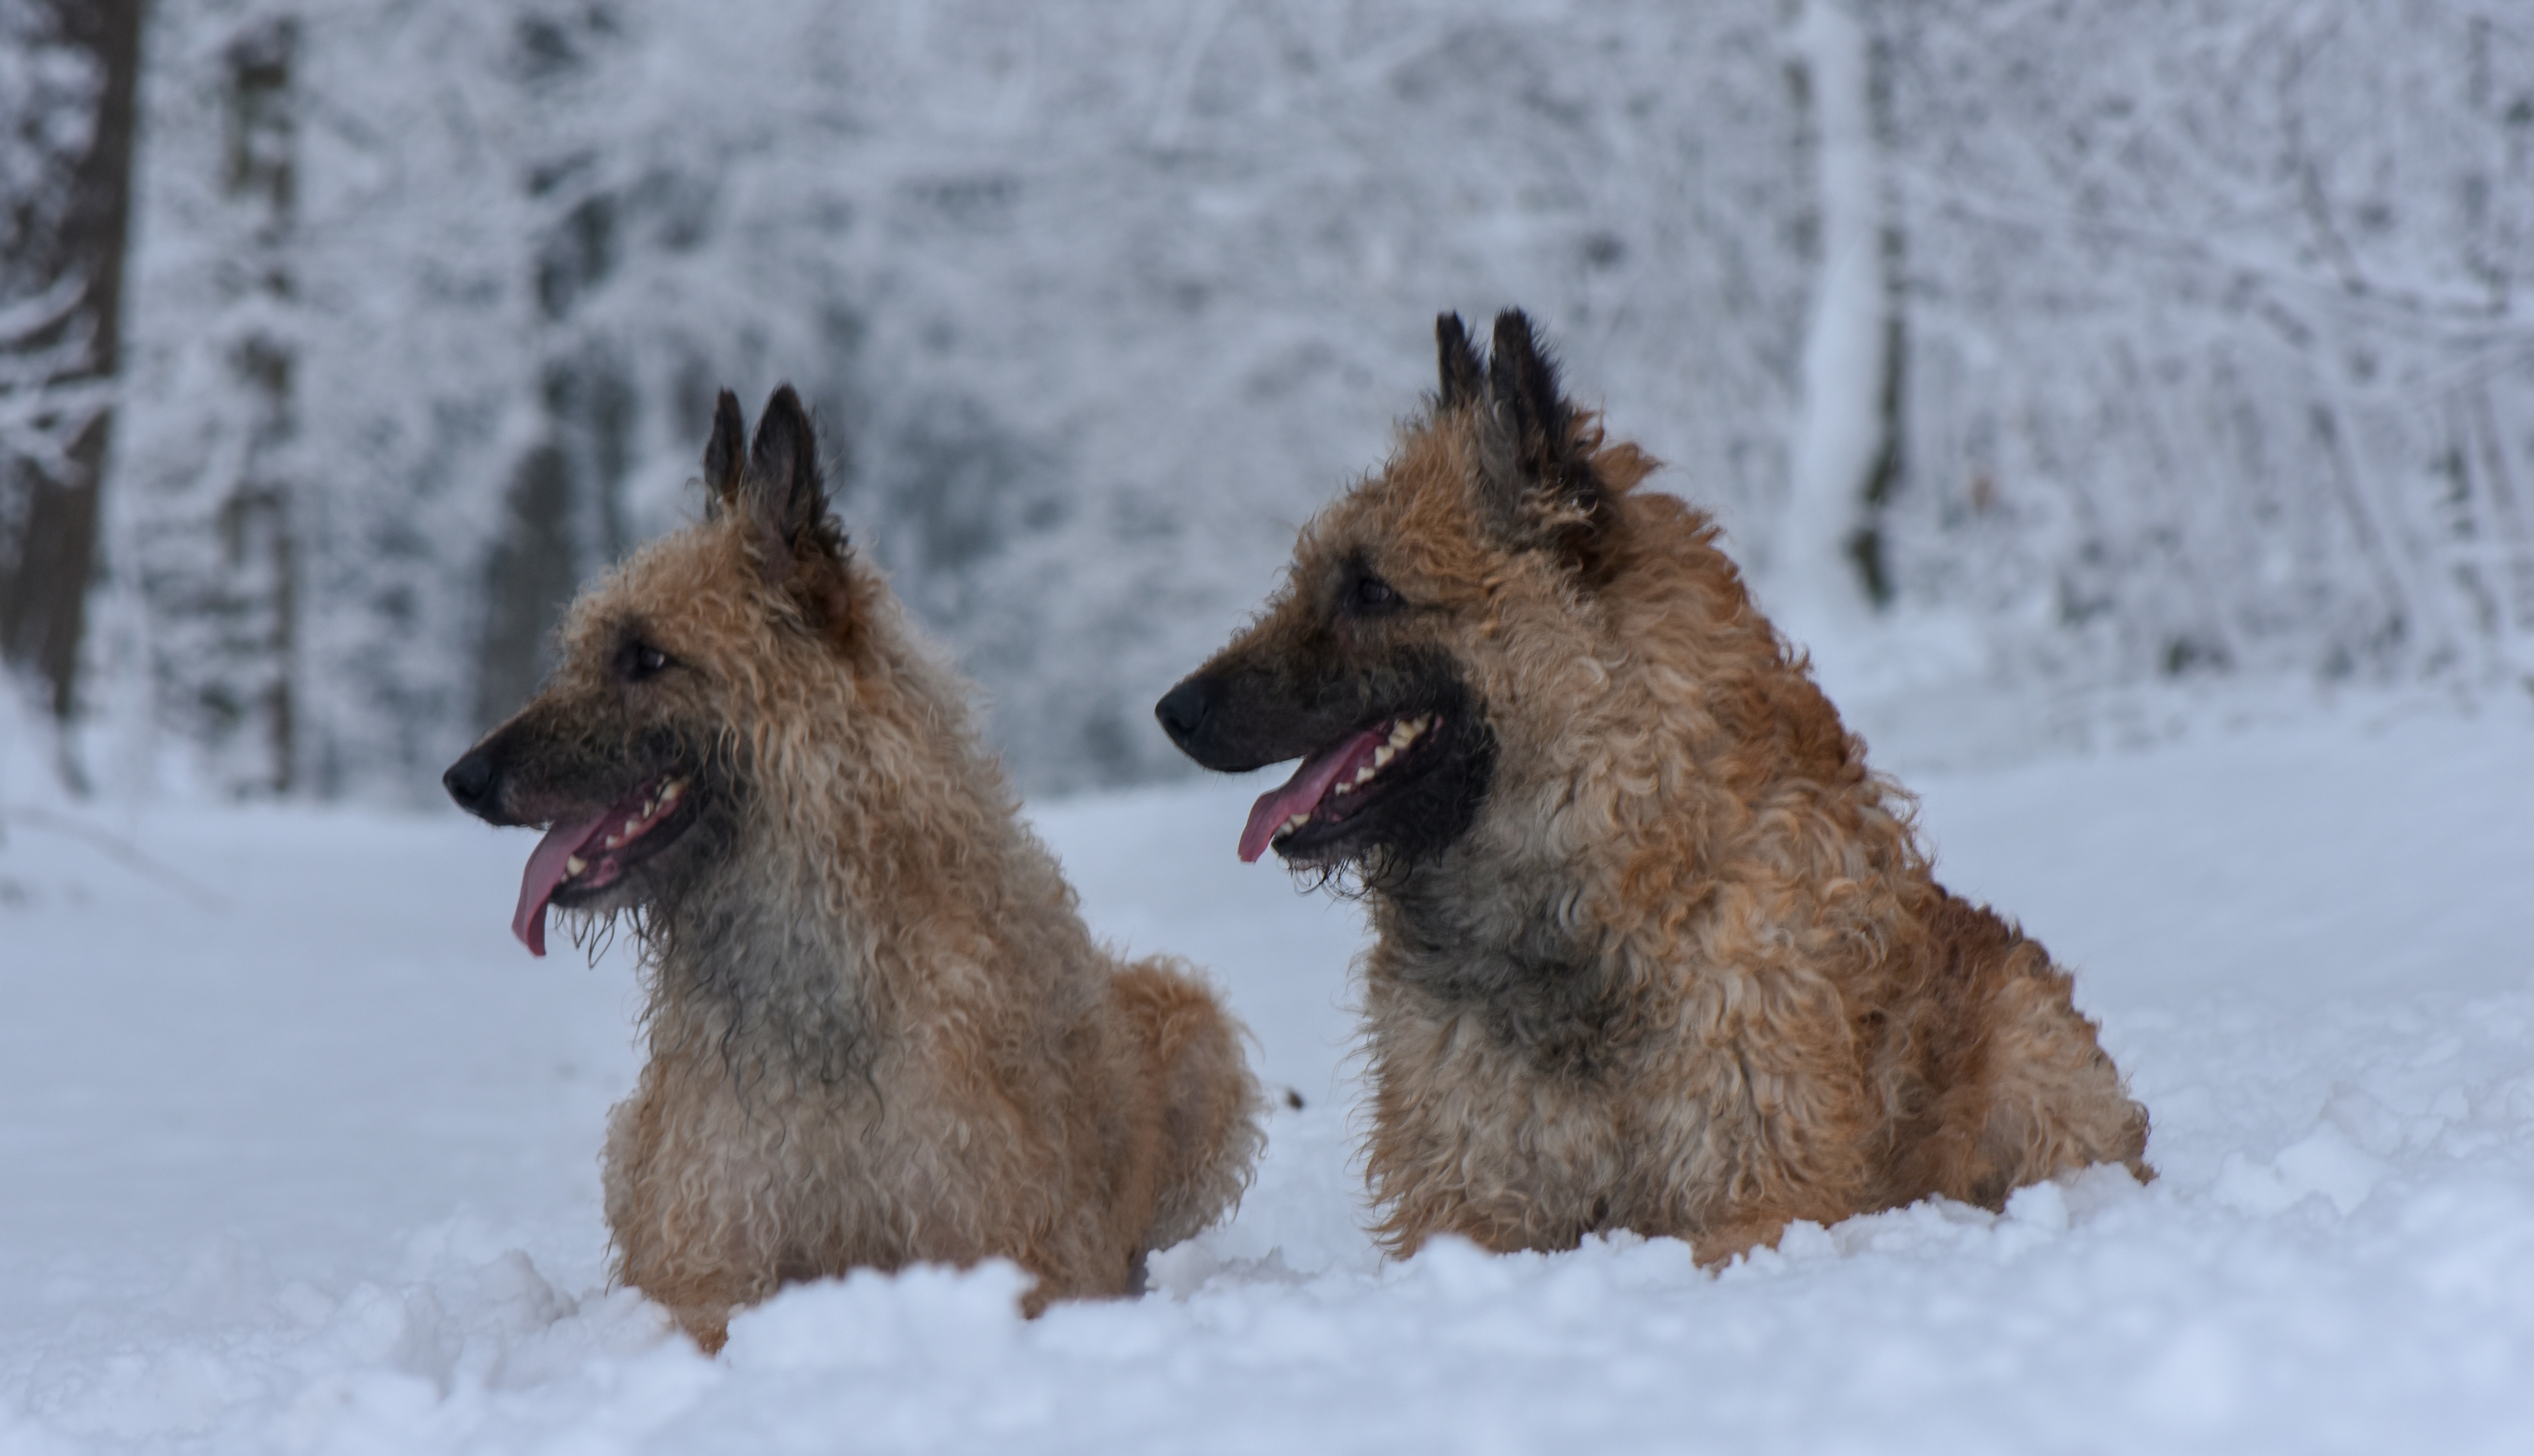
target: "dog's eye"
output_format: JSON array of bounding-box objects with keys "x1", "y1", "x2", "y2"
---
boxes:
[
  {"x1": 1348, "y1": 574, "x2": 1400, "y2": 613},
  {"x1": 618, "y1": 642, "x2": 673, "y2": 682}
]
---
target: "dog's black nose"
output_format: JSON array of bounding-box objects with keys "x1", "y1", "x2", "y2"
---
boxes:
[
  {"x1": 1154, "y1": 677, "x2": 1212, "y2": 750},
  {"x1": 443, "y1": 748, "x2": 496, "y2": 815}
]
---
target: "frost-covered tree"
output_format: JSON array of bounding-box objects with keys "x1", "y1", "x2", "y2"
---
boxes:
[
  {"x1": 118, "y1": 0, "x2": 554, "y2": 795},
  {"x1": 1776, "y1": 0, "x2": 1902, "y2": 662},
  {"x1": 0, "y1": 0, "x2": 139, "y2": 766},
  {"x1": 113, "y1": 0, "x2": 1812, "y2": 799},
  {"x1": 95, "y1": 0, "x2": 2534, "y2": 802},
  {"x1": 1865, "y1": 0, "x2": 2534, "y2": 693}
]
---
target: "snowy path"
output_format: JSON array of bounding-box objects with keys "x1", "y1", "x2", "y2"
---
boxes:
[{"x1": 4, "y1": 705, "x2": 2533, "y2": 1453}]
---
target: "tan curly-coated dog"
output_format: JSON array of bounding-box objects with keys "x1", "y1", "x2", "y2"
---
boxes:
[
  {"x1": 1158, "y1": 311, "x2": 2147, "y2": 1264},
  {"x1": 446, "y1": 387, "x2": 1262, "y2": 1350}
]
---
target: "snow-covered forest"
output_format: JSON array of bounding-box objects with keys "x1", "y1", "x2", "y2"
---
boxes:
[
  {"x1": 4, "y1": 0, "x2": 2530, "y2": 797},
  {"x1": 8, "y1": 5, "x2": 2534, "y2": 1452}
]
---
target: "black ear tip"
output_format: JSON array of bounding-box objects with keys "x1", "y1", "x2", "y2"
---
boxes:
[
  {"x1": 750, "y1": 384, "x2": 818, "y2": 461},
  {"x1": 704, "y1": 387, "x2": 748, "y2": 492},
  {"x1": 1493, "y1": 309, "x2": 1561, "y2": 389},
  {"x1": 1437, "y1": 311, "x2": 1489, "y2": 408},
  {"x1": 712, "y1": 390, "x2": 747, "y2": 443},
  {"x1": 1492, "y1": 308, "x2": 1539, "y2": 355}
]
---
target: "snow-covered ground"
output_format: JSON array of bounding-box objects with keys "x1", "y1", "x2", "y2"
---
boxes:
[{"x1": 5, "y1": 695, "x2": 2534, "y2": 1453}]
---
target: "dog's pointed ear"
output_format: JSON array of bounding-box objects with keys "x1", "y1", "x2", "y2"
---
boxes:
[
  {"x1": 696, "y1": 385, "x2": 859, "y2": 645},
  {"x1": 1471, "y1": 310, "x2": 1616, "y2": 571},
  {"x1": 1485, "y1": 309, "x2": 1574, "y2": 489},
  {"x1": 703, "y1": 388, "x2": 747, "y2": 510},
  {"x1": 744, "y1": 386, "x2": 827, "y2": 556},
  {"x1": 1436, "y1": 312, "x2": 1484, "y2": 410}
]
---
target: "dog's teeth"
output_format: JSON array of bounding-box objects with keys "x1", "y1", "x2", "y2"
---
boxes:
[
  {"x1": 624, "y1": 818, "x2": 641, "y2": 835},
  {"x1": 565, "y1": 855, "x2": 587, "y2": 877},
  {"x1": 1373, "y1": 745, "x2": 1396, "y2": 769},
  {"x1": 1351, "y1": 762, "x2": 1378, "y2": 786},
  {"x1": 660, "y1": 780, "x2": 685, "y2": 804},
  {"x1": 603, "y1": 834, "x2": 623, "y2": 849},
  {"x1": 1280, "y1": 813, "x2": 1310, "y2": 836}
]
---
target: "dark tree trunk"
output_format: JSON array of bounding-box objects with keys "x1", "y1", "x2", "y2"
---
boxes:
[
  {"x1": 213, "y1": 16, "x2": 302, "y2": 793},
  {"x1": 0, "y1": 0, "x2": 142, "y2": 729}
]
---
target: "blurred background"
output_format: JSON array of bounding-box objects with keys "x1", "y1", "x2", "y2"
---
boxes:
[{"x1": 3, "y1": 0, "x2": 2531, "y2": 804}]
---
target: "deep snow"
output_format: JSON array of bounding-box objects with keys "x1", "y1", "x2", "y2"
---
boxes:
[{"x1": 4, "y1": 694, "x2": 2534, "y2": 1453}]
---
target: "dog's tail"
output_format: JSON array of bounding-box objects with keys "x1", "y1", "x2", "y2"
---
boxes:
[{"x1": 1111, "y1": 958, "x2": 1266, "y2": 1251}]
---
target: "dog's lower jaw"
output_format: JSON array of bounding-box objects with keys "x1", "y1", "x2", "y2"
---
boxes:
[
  {"x1": 544, "y1": 779, "x2": 711, "y2": 906},
  {"x1": 1272, "y1": 716, "x2": 1498, "y2": 877}
]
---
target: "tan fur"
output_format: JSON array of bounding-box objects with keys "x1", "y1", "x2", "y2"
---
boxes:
[
  {"x1": 1178, "y1": 324, "x2": 2146, "y2": 1265},
  {"x1": 459, "y1": 393, "x2": 1262, "y2": 1349}
]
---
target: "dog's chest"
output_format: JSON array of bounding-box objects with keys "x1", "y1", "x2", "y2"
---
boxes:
[
  {"x1": 1376, "y1": 881, "x2": 1638, "y2": 1082},
  {"x1": 653, "y1": 929, "x2": 879, "y2": 1088}
]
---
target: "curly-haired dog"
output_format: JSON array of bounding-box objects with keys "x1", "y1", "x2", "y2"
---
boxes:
[
  {"x1": 447, "y1": 387, "x2": 1262, "y2": 1349},
  {"x1": 1157, "y1": 311, "x2": 2146, "y2": 1263}
]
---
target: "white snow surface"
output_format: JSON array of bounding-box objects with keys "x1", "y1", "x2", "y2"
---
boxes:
[{"x1": 5, "y1": 697, "x2": 2534, "y2": 1453}]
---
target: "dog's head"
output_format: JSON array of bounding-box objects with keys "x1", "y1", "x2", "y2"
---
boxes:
[
  {"x1": 444, "y1": 386, "x2": 868, "y2": 954},
  {"x1": 1157, "y1": 310, "x2": 1657, "y2": 876}
]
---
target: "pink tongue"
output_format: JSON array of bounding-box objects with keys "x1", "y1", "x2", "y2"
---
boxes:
[
  {"x1": 1238, "y1": 729, "x2": 1383, "y2": 864},
  {"x1": 511, "y1": 809, "x2": 611, "y2": 956}
]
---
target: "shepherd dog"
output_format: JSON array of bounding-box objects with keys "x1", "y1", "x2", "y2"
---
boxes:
[
  {"x1": 1156, "y1": 310, "x2": 2148, "y2": 1263},
  {"x1": 445, "y1": 386, "x2": 1262, "y2": 1350}
]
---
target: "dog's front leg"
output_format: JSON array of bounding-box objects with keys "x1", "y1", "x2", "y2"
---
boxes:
[{"x1": 601, "y1": 1059, "x2": 783, "y2": 1354}]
